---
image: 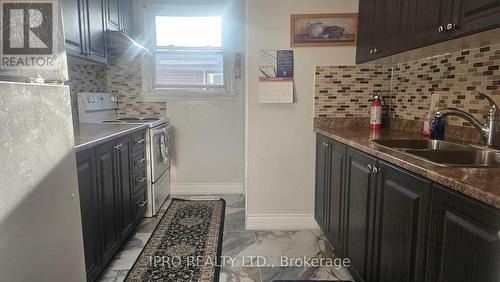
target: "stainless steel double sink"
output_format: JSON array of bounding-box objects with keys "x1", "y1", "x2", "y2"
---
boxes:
[{"x1": 372, "y1": 139, "x2": 500, "y2": 167}]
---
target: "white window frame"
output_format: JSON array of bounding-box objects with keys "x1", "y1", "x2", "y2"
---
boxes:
[{"x1": 141, "y1": 6, "x2": 237, "y2": 101}]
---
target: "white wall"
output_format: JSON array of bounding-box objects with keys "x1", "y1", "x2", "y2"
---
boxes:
[
  {"x1": 144, "y1": 0, "x2": 246, "y2": 195},
  {"x1": 245, "y1": 0, "x2": 359, "y2": 229}
]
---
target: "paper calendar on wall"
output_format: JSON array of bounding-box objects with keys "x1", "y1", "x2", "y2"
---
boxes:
[{"x1": 258, "y1": 50, "x2": 294, "y2": 104}]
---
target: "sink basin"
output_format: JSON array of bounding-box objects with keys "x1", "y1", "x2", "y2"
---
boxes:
[
  {"x1": 406, "y1": 149, "x2": 500, "y2": 167},
  {"x1": 372, "y1": 138, "x2": 500, "y2": 167},
  {"x1": 372, "y1": 139, "x2": 469, "y2": 150}
]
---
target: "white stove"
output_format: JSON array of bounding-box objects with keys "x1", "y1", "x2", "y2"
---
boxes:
[{"x1": 78, "y1": 92, "x2": 171, "y2": 217}]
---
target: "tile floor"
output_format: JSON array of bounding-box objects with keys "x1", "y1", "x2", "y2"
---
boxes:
[{"x1": 98, "y1": 194, "x2": 352, "y2": 282}]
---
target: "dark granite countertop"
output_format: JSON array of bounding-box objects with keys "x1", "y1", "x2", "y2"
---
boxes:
[
  {"x1": 314, "y1": 126, "x2": 500, "y2": 209},
  {"x1": 74, "y1": 123, "x2": 148, "y2": 152}
]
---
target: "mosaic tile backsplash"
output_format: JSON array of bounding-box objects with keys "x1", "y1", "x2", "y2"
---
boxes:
[
  {"x1": 67, "y1": 52, "x2": 166, "y2": 125},
  {"x1": 314, "y1": 43, "x2": 500, "y2": 129},
  {"x1": 68, "y1": 63, "x2": 107, "y2": 125},
  {"x1": 106, "y1": 52, "x2": 166, "y2": 117},
  {"x1": 315, "y1": 65, "x2": 392, "y2": 118}
]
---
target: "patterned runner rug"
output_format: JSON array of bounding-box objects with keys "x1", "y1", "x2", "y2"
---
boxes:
[{"x1": 126, "y1": 199, "x2": 226, "y2": 282}]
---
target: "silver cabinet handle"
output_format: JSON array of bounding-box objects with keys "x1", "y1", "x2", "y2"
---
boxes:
[
  {"x1": 138, "y1": 200, "x2": 147, "y2": 207},
  {"x1": 135, "y1": 138, "x2": 145, "y2": 144},
  {"x1": 136, "y1": 177, "x2": 146, "y2": 184},
  {"x1": 372, "y1": 166, "x2": 379, "y2": 173},
  {"x1": 367, "y1": 164, "x2": 373, "y2": 172},
  {"x1": 135, "y1": 158, "x2": 145, "y2": 163},
  {"x1": 369, "y1": 49, "x2": 374, "y2": 54},
  {"x1": 114, "y1": 143, "x2": 123, "y2": 150},
  {"x1": 438, "y1": 25, "x2": 445, "y2": 33}
]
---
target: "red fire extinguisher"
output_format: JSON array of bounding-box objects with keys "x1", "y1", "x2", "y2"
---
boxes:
[{"x1": 370, "y1": 94, "x2": 382, "y2": 129}]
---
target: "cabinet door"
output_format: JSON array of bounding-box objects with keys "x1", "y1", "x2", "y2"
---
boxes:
[
  {"x1": 343, "y1": 148, "x2": 377, "y2": 282},
  {"x1": 314, "y1": 134, "x2": 329, "y2": 232},
  {"x1": 121, "y1": 0, "x2": 134, "y2": 36},
  {"x1": 62, "y1": 0, "x2": 86, "y2": 58},
  {"x1": 372, "y1": 161, "x2": 431, "y2": 282},
  {"x1": 410, "y1": 0, "x2": 453, "y2": 49},
  {"x1": 116, "y1": 136, "x2": 134, "y2": 240},
  {"x1": 85, "y1": 0, "x2": 107, "y2": 63},
  {"x1": 326, "y1": 139, "x2": 346, "y2": 255},
  {"x1": 451, "y1": 0, "x2": 500, "y2": 37},
  {"x1": 426, "y1": 185, "x2": 500, "y2": 282},
  {"x1": 76, "y1": 149, "x2": 102, "y2": 282},
  {"x1": 106, "y1": 0, "x2": 120, "y2": 30},
  {"x1": 95, "y1": 141, "x2": 120, "y2": 266},
  {"x1": 356, "y1": 0, "x2": 375, "y2": 63},
  {"x1": 373, "y1": 0, "x2": 413, "y2": 58}
]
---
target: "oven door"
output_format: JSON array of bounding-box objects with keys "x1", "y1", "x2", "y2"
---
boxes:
[{"x1": 151, "y1": 125, "x2": 170, "y2": 182}]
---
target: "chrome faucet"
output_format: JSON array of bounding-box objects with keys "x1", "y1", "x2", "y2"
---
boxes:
[{"x1": 432, "y1": 93, "x2": 500, "y2": 148}]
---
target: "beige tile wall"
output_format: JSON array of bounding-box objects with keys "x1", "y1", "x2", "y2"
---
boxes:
[
  {"x1": 68, "y1": 63, "x2": 107, "y2": 124},
  {"x1": 314, "y1": 65, "x2": 392, "y2": 118},
  {"x1": 392, "y1": 43, "x2": 500, "y2": 127},
  {"x1": 314, "y1": 43, "x2": 500, "y2": 128},
  {"x1": 67, "y1": 51, "x2": 166, "y2": 124},
  {"x1": 106, "y1": 51, "x2": 166, "y2": 117}
]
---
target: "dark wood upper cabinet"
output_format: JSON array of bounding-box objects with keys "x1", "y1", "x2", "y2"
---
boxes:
[
  {"x1": 106, "y1": 0, "x2": 120, "y2": 31},
  {"x1": 372, "y1": 161, "x2": 431, "y2": 282},
  {"x1": 451, "y1": 0, "x2": 500, "y2": 36},
  {"x1": 374, "y1": 0, "x2": 413, "y2": 58},
  {"x1": 356, "y1": 0, "x2": 500, "y2": 63},
  {"x1": 121, "y1": 0, "x2": 134, "y2": 36},
  {"x1": 85, "y1": 0, "x2": 107, "y2": 63},
  {"x1": 426, "y1": 184, "x2": 500, "y2": 282},
  {"x1": 62, "y1": 0, "x2": 107, "y2": 63},
  {"x1": 356, "y1": 0, "x2": 375, "y2": 63},
  {"x1": 62, "y1": 0, "x2": 86, "y2": 57},
  {"x1": 409, "y1": 0, "x2": 453, "y2": 49},
  {"x1": 344, "y1": 147, "x2": 377, "y2": 282},
  {"x1": 356, "y1": 0, "x2": 413, "y2": 63},
  {"x1": 76, "y1": 149, "x2": 102, "y2": 282}
]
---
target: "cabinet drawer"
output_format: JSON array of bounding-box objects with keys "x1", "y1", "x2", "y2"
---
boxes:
[
  {"x1": 133, "y1": 169, "x2": 147, "y2": 195},
  {"x1": 131, "y1": 150, "x2": 146, "y2": 172},
  {"x1": 132, "y1": 131, "x2": 146, "y2": 152},
  {"x1": 133, "y1": 187, "x2": 147, "y2": 220}
]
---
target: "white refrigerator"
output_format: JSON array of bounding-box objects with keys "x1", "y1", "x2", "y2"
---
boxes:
[{"x1": 0, "y1": 1, "x2": 86, "y2": 281}]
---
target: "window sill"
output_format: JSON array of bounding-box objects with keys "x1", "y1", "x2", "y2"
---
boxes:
[{"x1": 141, "y1": 90, "x2": 238, "y2": 102}]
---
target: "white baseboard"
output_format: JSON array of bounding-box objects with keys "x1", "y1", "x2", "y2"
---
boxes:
[
  {"x1": 170, "y1": 183, "x2": 244, "y2": 195},
  {"x1": 246, "y1": 214, "x2": 320, "y2": 230}
]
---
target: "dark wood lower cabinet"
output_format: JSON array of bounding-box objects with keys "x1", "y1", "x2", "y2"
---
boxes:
[
  {"x1": 372, "y1": 161, "x2": 431, "y2": 282},
  {"x1": 76, "y1": 149, "x2": 101, "y2": 282},
  {"x1": 426, "y1": 184, "x2": 500, "y2": 282},
  {"x1": 326, "y1": 140, "x2": 346, "y2": 255},
  {"x1": 314, "y1": 133, "x2": 500, "y2": 282},
  {"x1": 314, "y1": 134, "x2": 329, "y2": 232},
  {"x1": 344, "y1": 147, "x2": 377, "y2": 282},
  {"x1": 116, "y1": 136, "x2": 134, "y2": 241},
  {"x1": 95, "y1": 140, "x2": 121, "y2": 266},
  {"x1": 76, "y1": 129, "x2": 147, "y2": 281}
]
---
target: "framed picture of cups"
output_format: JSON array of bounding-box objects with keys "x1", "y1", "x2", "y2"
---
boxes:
[{"x1": 290, "y1": 13, "x2": 358, "y2": 47}]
